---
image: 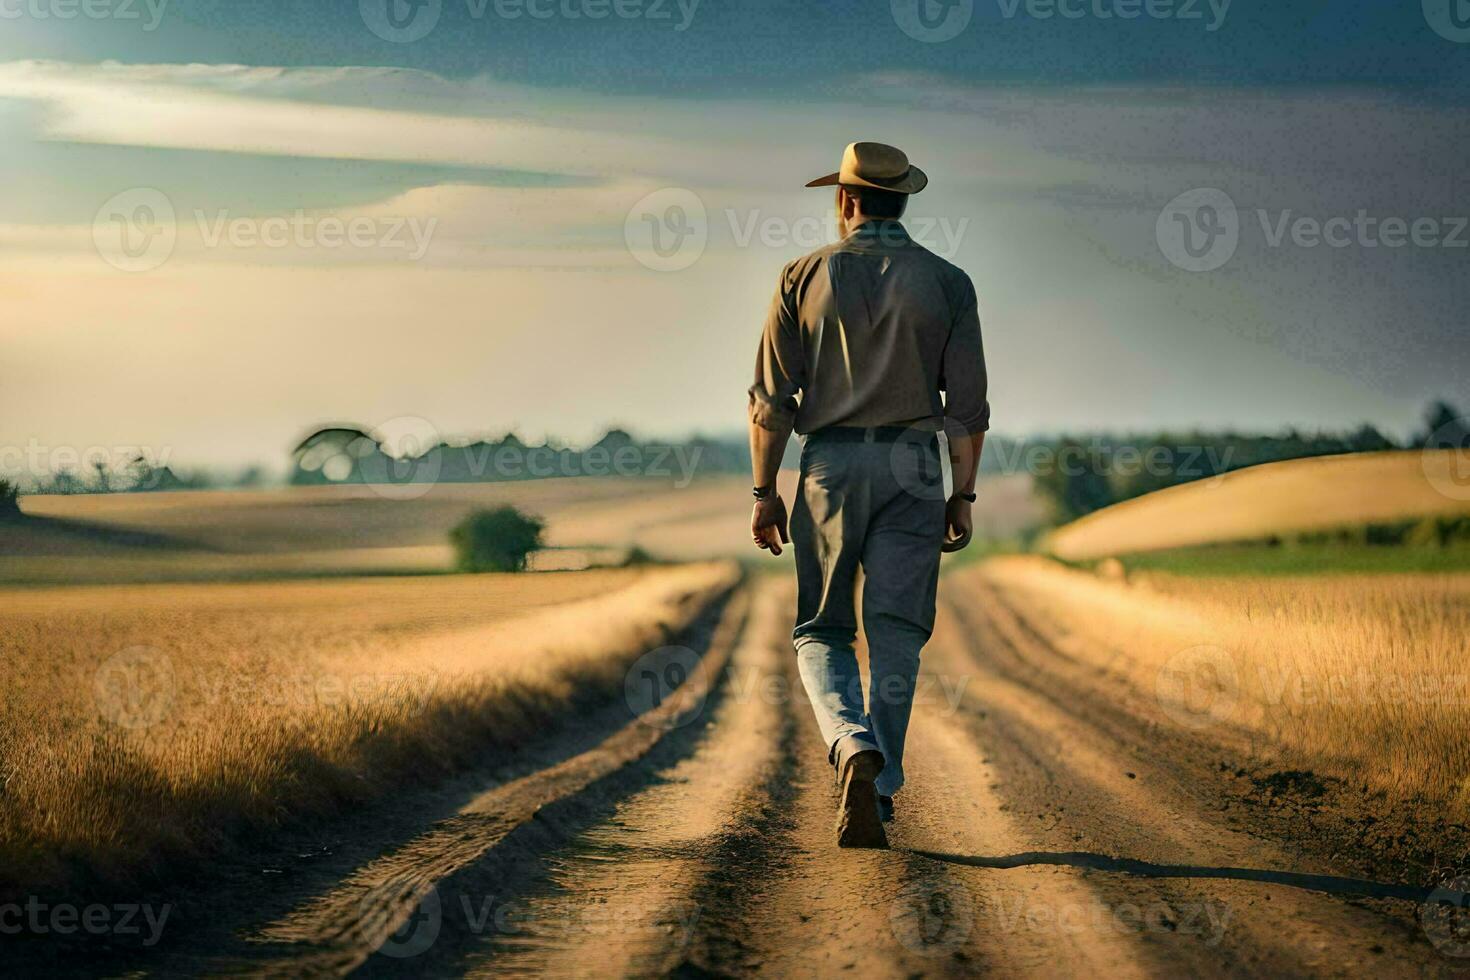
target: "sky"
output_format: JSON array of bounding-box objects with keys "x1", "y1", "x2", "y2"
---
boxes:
[{"x1": 1, "y1": 0, "x2": 1468, "y2": 474}]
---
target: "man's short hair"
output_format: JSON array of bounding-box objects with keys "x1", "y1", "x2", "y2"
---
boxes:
[{"x1": 841, "y1": 184, "x2": 909, "y2": 219}]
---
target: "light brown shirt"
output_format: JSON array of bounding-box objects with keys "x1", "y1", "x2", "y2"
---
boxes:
[{"x1": 748, "y1": 219, "x2": 990, "y2": 435}]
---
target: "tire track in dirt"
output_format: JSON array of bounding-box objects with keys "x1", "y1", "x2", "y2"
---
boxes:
[
  {"x1": 451, "y1": 580, "x2": 797, "y2": 978},
  {"x1": 195, "y1": 587, "x2": 754, "y2": 978},
  {"x1": 930, "y1": 581, "x2": 1451, "y2": 976}
]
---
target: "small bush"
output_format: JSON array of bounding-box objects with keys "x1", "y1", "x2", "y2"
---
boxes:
[
  {"x1": 620, "y1": 545, "x2": 660, "y2": 567},
  {"x1": 0, "y1": 479, "x2": 20, "y2": 521},
  {"x1": 450, "y1": 506, "x2": 545, "y2": 573}
]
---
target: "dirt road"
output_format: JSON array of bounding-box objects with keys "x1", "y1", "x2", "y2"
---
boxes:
[{"x1": 52, "y1": 575, "x2": 1457, "y2": 977}]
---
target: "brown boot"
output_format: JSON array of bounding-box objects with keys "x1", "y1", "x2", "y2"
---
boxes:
[{"x1": 836, "y1": 748, "x2": 888, "y2": 849}]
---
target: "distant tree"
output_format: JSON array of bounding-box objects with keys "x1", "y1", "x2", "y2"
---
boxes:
[
  {"x1": 125, "y1": 455, "x2": 193, "y2": 492},
  {"x1": 450, "y1": 506, "x2": 545, "y2": 573},
  {"x1": 236, "y1": 465, "x2": 267, "y2": 488},
  {"x1": 49, "y1": 468, "x2": 82, "y2": 494},
  {"x1": 1419, "y1": 400, "x2": 1469, "y2": 449},
  {"x1": 593, "y1": 428, "x2": 635, "y2": 454},
  {"x1": 1345, "y1": 424, "x2": 1397, "y2": 454},
  {"x1": 0, "y1": 479, "x2": 21, "y2": 521}
]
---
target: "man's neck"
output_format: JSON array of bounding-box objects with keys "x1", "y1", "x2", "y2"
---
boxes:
[{"x1": 844, "y1": 216, "x2": 906, "y2": 241}]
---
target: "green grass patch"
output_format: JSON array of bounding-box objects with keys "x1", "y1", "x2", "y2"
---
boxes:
[{"x1": 1110, "y1": 542, "x2": 1470, "y2": 577}]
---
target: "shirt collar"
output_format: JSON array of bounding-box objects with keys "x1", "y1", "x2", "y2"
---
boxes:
[{"x1": 844, "y1": 218, "x2": 910, "y2": 245}]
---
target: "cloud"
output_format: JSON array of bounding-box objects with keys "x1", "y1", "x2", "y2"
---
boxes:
[{"x1": 0, "y1": 60, "x2": 791, "y2": 186}]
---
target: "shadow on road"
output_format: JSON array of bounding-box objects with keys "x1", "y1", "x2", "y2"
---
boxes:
[{"x1": 908, "y1": 849, "x2": 1435, "y2": 903}]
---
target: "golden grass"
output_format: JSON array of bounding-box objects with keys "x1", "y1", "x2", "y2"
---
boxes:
[
  {"x1": 968, "y1": 557, "x2": 1470, "y2": 813},
  {"x1": 1045, "y1": 450, "x2": 1470, "y2": 560},
  {"x1": 0, "y1": 562, "x2": 737, "y2": 902}
]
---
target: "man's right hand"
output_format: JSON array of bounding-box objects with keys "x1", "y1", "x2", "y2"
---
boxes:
[
  {"x1": 752, "y1": 495, "x2": 790, "y2": 555},
  {"x1": 942, "y1": 496, "x2": 973, "y2": 553}
]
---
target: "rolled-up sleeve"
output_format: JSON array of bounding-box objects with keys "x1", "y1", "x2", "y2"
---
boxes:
[
  {"x1": 940, "y1": 275, "x2": 990, "y2": 433},
  {"x1": 748, "y1": 263, "x2": 804, "y2": 431}
]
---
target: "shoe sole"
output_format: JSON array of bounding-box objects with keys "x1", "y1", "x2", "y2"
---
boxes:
[{"x1": 836, "y1": 749, "x2": 888, "y2": 849}]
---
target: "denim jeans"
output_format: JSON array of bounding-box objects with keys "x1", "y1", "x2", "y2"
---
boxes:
[{"x1": 790, "y1": 429, "x2": 946, "y2": 798}]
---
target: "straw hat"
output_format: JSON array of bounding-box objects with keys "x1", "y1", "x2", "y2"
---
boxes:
[{"x1": 805, "y1": 141, "x2": 928, "y2": 194}]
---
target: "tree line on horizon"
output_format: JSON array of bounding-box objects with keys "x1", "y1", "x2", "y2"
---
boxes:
[
  {"x1": 8, "y1": 401, "x2": 1464, "y2": 509},
  {"x1": 1020, "y1": 400, "x2": 1468, "y2": 523}
]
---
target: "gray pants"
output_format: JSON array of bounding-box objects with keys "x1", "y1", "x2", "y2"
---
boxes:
[{"x1": 790, "y1": 428, "x2": 946, "y2": 797}]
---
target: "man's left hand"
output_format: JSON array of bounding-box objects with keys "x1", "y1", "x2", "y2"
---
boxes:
[
  {"x1": 942, "y1": 496, "x2": 973, "y2": 553},
  {"x1": 752, "y1": 495, "x2": 790, "y2": 555}
]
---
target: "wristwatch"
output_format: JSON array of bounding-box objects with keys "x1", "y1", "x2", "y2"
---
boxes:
[
  {"x1": 956, "y1": 491, "x2": 977, "y2": 503},
  {"x1": 753, "y1": 485, "x2": 774, "y2": 500}
]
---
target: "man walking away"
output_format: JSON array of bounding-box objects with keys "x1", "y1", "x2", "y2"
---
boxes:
[{"x1": 746, "y1": 142, "x2": 989, "y2": 849}]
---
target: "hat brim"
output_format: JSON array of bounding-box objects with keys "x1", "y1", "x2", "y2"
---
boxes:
[{"x1": 804, "y1": 164, "x2": 928, "y2": 194}]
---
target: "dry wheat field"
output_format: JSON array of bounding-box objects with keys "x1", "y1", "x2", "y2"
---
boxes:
[
  {"x1": 0, "y1": 563, "x2": 737, "y2": 905},
  {"x1": 953, "y1": 557, "x2": 1470, "y2": 817}
]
